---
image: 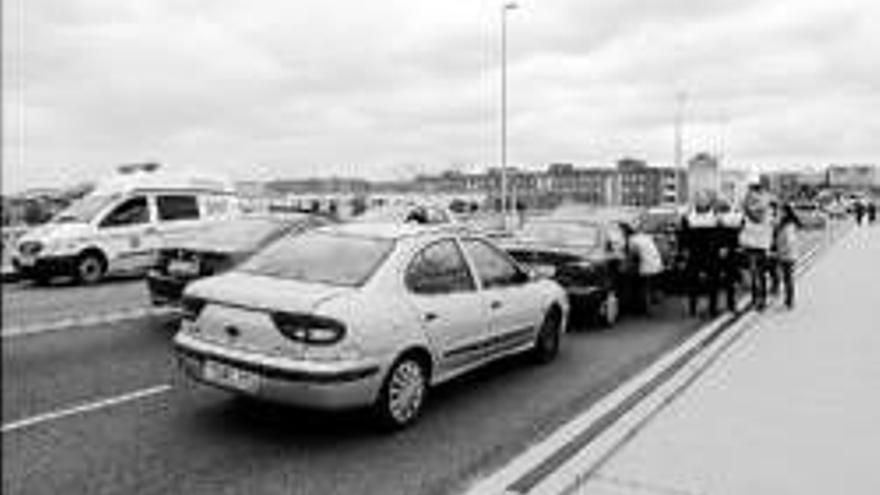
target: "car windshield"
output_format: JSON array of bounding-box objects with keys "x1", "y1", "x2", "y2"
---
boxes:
[
  {"x1": 52, "y1": 194, "x2": 120, "y2": 223},
  {"x1": 519, "y1": 220, "x2": 600, "y2": 248},
  {"x1": 238, "y1": 231, "x2": 394, "y2": 287}
]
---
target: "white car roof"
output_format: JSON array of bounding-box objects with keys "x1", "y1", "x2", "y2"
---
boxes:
[{"x1": 317, "y1": 221, "x2": 463, "y2": 240}]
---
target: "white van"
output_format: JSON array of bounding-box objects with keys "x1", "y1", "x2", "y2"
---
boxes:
[{"x1": 12, "y1": 173, "x2": 243, "y2": 284}]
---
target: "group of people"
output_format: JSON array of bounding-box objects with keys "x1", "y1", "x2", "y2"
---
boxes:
[{"x1": 678, "y1": 184, "x2": 802, "y2": 318}]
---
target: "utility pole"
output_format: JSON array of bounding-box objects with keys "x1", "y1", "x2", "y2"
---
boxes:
[
  {"x1": 500, "y1": 1, "x2": 518, "y2": 227},
  {"x1": 674, "y1": 91, "x2": 687, "y2": 170}
]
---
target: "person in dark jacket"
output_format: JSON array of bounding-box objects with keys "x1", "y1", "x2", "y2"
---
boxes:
[
  {"x1": 680, "y1": 193, "x2": 721, "y2": 317},
  {"x1": 867, "y1": 201, "x2": 877, "y2": 224},
  {"x1": 854, "y1": 200, "x2": 865, "y2": 225},
  {"x1": 774, "y1": 203, "x2": 803, "y2": 308},
  {"x1": 714, "y1": 199, "x2": 744, "y2": 313}
]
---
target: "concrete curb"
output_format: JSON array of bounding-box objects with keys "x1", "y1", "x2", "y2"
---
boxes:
[{"x1": 461, "y1": 226, "x2": 845, "y2": 495}]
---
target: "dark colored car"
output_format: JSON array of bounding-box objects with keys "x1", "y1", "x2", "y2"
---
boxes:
[
  {"x1": 499, "y1": 207, "x2": 636, "y2": 327},
  {"x1": 147, "y1": 214, "x2": 331, "y2": 306}
]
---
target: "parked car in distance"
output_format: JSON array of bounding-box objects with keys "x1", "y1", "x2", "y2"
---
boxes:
[
  {"x1": 791, "y1": 201, "x2": 827, "y2": 230},
  {"x1": 352, "y1": 202, "x2": 457, "y2": 226},
  {"x1": 499, "y1": 206, "x2": 635, "y2": 327},
  {"x1": 147, "y1": 214, "x2": 331, "y2": 306},
  {"x1": 821, "y1": 201, "x2": 849, "y2": 219},
  {"x1": 173, "y1": 223, "x2": 569, "y2": 429}
]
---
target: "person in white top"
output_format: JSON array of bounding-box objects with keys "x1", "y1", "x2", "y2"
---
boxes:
[
  {"x1": 739, "y1": 184, "x2": 773, "y2": 310},
  {"x1": 621, "y1": 222, "x2": 663, "y2": 315},
  {"x1": 774, "y1": 203, "x2": 803, "y2": 308}
]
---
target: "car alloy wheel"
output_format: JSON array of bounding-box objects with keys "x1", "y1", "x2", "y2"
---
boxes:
[
  {"x1": 599, "y1": 290, "x2": 619, "y2": 327},
  {"x1": 533, "y1": 309, "x2": 562, "y2": 363},
  {"x1": 77, "y1": 254, "x2": 105, "y2": 284},
  {"x1": 377, "y1": 357, "x2": 427, "y2": 429}
]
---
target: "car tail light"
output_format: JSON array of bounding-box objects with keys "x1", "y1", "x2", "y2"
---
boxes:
[
  {"x1": 180, "y1": 296, "x2": 206, "y2": 320},
  {"x1": 270, "y1": 312, "x2": 346, "y2": 345}
]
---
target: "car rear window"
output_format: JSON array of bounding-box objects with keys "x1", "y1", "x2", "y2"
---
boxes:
[{"x1": 238, "y1": 231, "x2": 394, "y2": 287}]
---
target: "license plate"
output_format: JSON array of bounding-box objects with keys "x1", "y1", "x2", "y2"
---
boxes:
[
  {"x1": 168, "y1": 259, "x2": 199, "y2": 276},
  {"x1": 202, "y1": 360, "x2": 260, "y2": 392},
  {"x1": 532, "y1": 264, "x2": 557, "y2": 278}
]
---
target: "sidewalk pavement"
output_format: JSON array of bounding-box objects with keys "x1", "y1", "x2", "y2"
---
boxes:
[{"x1": 573, "y1": 224, "x2": 880, "y2": 495}]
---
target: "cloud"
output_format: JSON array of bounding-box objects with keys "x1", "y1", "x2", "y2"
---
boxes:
[{"x1": 3, "y1": 0, "x2": 879, "y2": 193}]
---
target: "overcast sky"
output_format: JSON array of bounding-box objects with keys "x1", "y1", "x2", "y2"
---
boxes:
[{"x1": 3, "y1": 0, "x2": 879, "y2": 193}]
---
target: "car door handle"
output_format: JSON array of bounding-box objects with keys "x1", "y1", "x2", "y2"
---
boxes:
[
  {"x1": 490, "y1": 300, "x2": 503, "y2": 310},
  {"x1": 424, "y1": 312, "x2": 438, "y2": 322}
]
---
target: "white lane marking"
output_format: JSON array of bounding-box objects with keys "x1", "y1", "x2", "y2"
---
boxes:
[
  {"x1": 2, "y1": 307, "x2": 177, "y2": 339},
  {"x1": 1, "y1": 384, "x2": 172, "y2": 434}
]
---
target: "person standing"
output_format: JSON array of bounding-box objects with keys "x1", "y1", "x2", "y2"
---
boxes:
[
  {"x1": 715, "y1": 199, "x2": 744, "y2": 313},
  {"x1": 681, "y1": 192, "x2": 721, "y2": 317},
  {"x1": 774, "y1": 203, "x2": 803, "y2": 308},
  {"x1": 867, "y1": 201, "x2": 876, "y2": 225},
  {"x1": 739, "y1": 184, "x2": 773, "y2": 311},
  {"x1": 854, "y1": 199, "x2": 865, "y2": 226},
  {"x1": 621, "y1": 222, "x2": 664, "y2": 315},
  {"x1": 766, "y1": 200, "x2": 782, "y2": 296}
]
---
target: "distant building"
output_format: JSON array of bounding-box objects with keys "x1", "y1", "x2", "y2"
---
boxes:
[
  {"x1": 827, "y1": 164, "x2": 878, "y2": 190},
  {"x1": 687, "y1": 153, "x2": 720, "y2": 202}
]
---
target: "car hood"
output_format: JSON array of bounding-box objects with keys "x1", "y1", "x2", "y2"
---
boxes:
[
  {"x1": 184, "y1": 271, "x2": 355, "y2": 314},
  {"x1": 18, "y1": 222, "x2": 90, "y2": 244}
]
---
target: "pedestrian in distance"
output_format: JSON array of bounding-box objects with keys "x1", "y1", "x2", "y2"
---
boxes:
[
  {"x1": 620, "y1": 221, "x2": 664, "y2": 316},
  {"x1": 774, "y1": 203, "x2": 803, "y2": 308},
  {"x1": 854, "y1": 199, "x2": 865, "y2": 225},
  {"x1": 714, "y1": 199, "x2": 744, "y2": 313},
  {"x1": 867, "y1": 201, "x2": 877, "y2": 225},
  {"x1": 739, "y1": 184, "x2": 773, "y2": 311},
  {"x1": 766, "y1": 200, "x2": 782, "y2": 296},
  {"x1": 680, "y1": 192, "x2": 722, "y2": 317}
]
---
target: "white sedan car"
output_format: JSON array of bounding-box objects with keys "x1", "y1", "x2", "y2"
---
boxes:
[{"x1": 173, "y1": 222, "x2": 568, "y2": 429}]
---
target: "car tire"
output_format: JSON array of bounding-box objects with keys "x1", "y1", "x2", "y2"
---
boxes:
[
  {"x1": 598, "y1": 290, "x2": 619, "y2": 328},
  {"x1": 76, "y1": 252, "x2": 106, "y2": 285},
  {"x1": 532, "y1": 308, "x2": 562, "y2": 364},
  {"x1": 373, "y1": 355, "x2": 428, "y2": 430}
]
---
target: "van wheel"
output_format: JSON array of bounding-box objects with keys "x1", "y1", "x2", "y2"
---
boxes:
[
  {"x1": 532, "y1": 308, "x2": 562, "y2": 364},
  {"x1": 373, "y1": 356, "x2": 428, "y2": 430},
  {"x1": 598, "y1": 290, "x2": 619, "y2": 328},
  {"x1": 76, "y1": 252, "x2": 106, "y2": 284}
]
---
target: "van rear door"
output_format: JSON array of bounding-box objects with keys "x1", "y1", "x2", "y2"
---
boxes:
[{"x1": 155, "y1": 193, "x2": 207, "y2": 247}]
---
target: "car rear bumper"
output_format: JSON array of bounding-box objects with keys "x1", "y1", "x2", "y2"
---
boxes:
[
  {"x1": 174, "y1": 332, "x2": 384, "y2": 410},
  {"x1": 12, "y1": 254, "x2": 79, "y2": 280}
]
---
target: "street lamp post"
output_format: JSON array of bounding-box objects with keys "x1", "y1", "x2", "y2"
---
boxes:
[
  {"x1": 674, "y1": 91, "x2": 687, "y2": 170},
  {"x1": 500, "y1": 1, "x2": 518, "y2": 227}
]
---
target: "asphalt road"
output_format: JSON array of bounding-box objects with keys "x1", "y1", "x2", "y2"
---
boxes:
[
  {"x1": 2, "y1": 301, "x2": 704, "y2": 495},
  {"x1": 1, "y1": 277, "x2": 150, "y2": 331},
  {"x1": 2, "y1": 228, "x2": 838, "y2": 495}
]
